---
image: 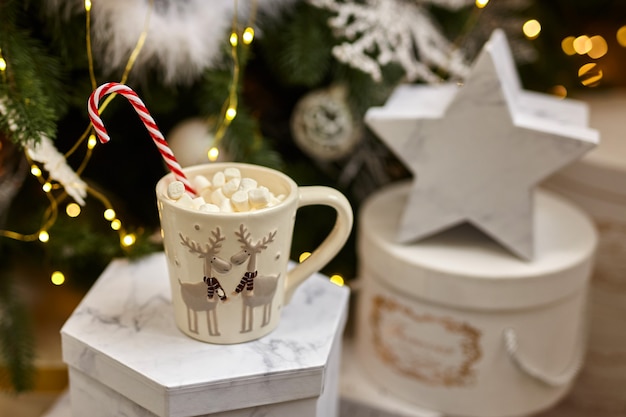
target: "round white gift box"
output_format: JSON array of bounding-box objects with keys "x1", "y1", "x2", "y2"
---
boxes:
[
  {"x1": 355, "y1": 182, "x2": 597, "y2": 417},
  {"x1": 543, "y1": 90, "x2": 626, "y2": 414}
]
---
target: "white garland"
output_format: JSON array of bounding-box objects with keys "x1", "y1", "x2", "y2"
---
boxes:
[
  {"x1": 310, "y1": 0, "x2": 472, "y2": 82},
  {"x1": 25, "y1": 136, "x2": 88, "y2": 206},
  {"x1": 44, "y1": 0, "x2": 298, "y2": 85},
  {"x1": 0, "y1": 98, "x2": 87, "y2": 206}
]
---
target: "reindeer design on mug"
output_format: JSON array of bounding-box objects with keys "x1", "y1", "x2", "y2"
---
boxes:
[
  {"x1": 178, "y1": 227, "x2": 231, "y2": 336},
  {"x1": 230, "y1": 224, "x2": 280, "y2": 333}
]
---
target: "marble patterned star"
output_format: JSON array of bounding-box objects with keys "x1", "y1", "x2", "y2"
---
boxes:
[{"x1": 365, "y1": 30, "x2": 599, "y2": 260}]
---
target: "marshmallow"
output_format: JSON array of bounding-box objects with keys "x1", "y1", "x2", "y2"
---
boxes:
[
  {"x1": 238, "y1": 177, "x2": 258, "y2": 192},
  {"x1": 199, "y1": 203, "x2": 220, "y2": 213},
  {"x1": 167, "y1": 181, "x2": 185, "y2": 200},
  {"x1": 212, "y1": 171, "x2": 226, "y2": 188},
  {"x1": 176, "y1": 193, "x2": 194, "y2": 208},
  {"x1": 224, "y1": 167, "x2": 241, "y2": 181},
  {"x1": 219, "y1": 199, "x2": 233, "y2": 212},
  {"x1": 191, "y1": 196, "x2": 206, "y2": 210},
  {"x1": 170, "y1": 167, "x2": 284, "y2": 213},
  {"x1": 248, "y1": 186, "x2": 271, "y2": 209},
  {"x1": 192, "y1": 175, "x2": 211, "y2": 192},
  {"x1": 231, "y1": 190, "x2": 250, "y2": 212},
  {"x1": 222, "y1": 178, "x2": 241, "y2": 197},
  {"x1": 270, "y1": 195, "x2": 282, "y2": 207},
  {"x1": 210, "y1": 188, "x2": 229, "y2": 206}
]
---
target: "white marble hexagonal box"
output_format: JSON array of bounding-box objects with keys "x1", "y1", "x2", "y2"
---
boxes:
[{"x1": 61, "y1": 253, "x2": 349, "y2": 417}]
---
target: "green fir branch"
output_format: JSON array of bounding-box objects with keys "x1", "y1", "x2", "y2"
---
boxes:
[
  {"x1": 197, "y1": 30, "x2": 283, "y2": 169},
  {"x1": 0, "y1": 274, "x2": 35, "y2": 393},
  {"x1": 0, "y1": 0, "x2": 66, "y2": 148},
  {"x1": 257, "y1": 2, "x2": 335, "y2": 88},
  {"x1": 222, "y1": 108, "x2": 283, "y2": 169}
]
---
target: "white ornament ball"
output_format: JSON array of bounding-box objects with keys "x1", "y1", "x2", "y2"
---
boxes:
[
  {"x1": 167, "y1": 118, "x2": 228, "y2": 167},
  {"x1": 290, "y1": 85, "x2": 362, "y2": 161}
]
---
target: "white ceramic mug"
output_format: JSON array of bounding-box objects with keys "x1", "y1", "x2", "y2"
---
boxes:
[{"x1": 156, "y1": 162, "x2": 353, "y2": 344}]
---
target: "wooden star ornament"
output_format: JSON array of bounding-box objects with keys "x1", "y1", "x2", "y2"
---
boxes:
[{"x1": 365, "y1": 29, "x2": 599, "y2": 260}]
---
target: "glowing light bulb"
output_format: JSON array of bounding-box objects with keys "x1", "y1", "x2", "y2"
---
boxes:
[
  {"x1": 42, "y1": 182, "x2": 52, "y2": 193},
  {"x1": 122, "y1": 233, "x2": 136, "y2": 247},
  {"x1": 66, "y1": 203, "x2": 81, "y2": 217},
  {"x1": 522, "y1": 19, "x2": 541, "y2": 39},
  {"x1": 588, "y1": 35, "x2": 608, "y2": 59},
  {"x1": 617, "y1": 26, "x2": 626, "y2": 47},
  {"x1": 39, "y1": 230, "x2": 50, "y2": 242},
  {"x1": 51, "y1": 271, "x2": 65, "y2": 286},
  {"x1": 104, "y1": 208, "x2": 116, "y2": 221},
  {"x1": 88, "y1": 134, "x2": 97, "y2": 149},
  {"x1": 84, "y1": 0, "x2": 91, "y2": 11},
  {"x1": 561, "y1": 36, "x2": 576, "y2": 56},
  {"x1": 207, "y1": 147, "x2": 220, "y2": 161},
  {"x1": 31, "y1": 165, "x2": 42, "y2": 177},
  {"x1": 299, "y1": 252, "x2": 311, "y2": 262},
  {"x1": 225, "y1": 107, "x2": 237, "y2": 121},
  {"x1": 230, "y1": 32, "x2": 238, "y2": 47},
  {"x1": 578, "y1": 63, "x2": 603, "y2": 87},
  {"x1": 548, "y1": 85, "x2": 567, "y2": 99},
  {"x1": 111, "y1": 219, "x2": 122, "y2": 230},
  {"x1": 242, "y1": 27, "x2": 255, "y2": 44},
  {"x1": 330, "y1": 274, "x2": 344, "y2": 287},
  {"x1": 475, "y1": 0, "x2": 489, "y2": 8},
  {"x1": 0, "y1": 57, "x2": 6, "y2": 72},
  {"x1": 573, "y1": 35, "x2": 592, "y2": 55}
]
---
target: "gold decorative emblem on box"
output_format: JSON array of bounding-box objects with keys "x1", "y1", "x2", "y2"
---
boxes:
[{"x1": 370, "y1": 295, "x2": 482, "y2": 387}]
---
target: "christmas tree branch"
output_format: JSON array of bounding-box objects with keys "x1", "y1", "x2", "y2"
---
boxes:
[{"x1": 0, "y1": 0, "x2": 65, "y2": 148}]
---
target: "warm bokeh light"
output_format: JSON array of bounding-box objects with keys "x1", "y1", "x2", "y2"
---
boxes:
[
  {"x1": 588, "y1": 35, "x2": 608, "y2": 59},
  {"x1": 475, "y1": 0, "x2": 489, "y2": 8},
  {"x1": 617, "y1": 26, "x2": 626, "y2": 47},
  {"x1": 42, "y1": 182, "x2": 52, "y2": 193},
  {"x1": 66, "y1": 203, "x2": 81, "y2": 217},
  {"x1": 561, "y1": 36, "x2": 576, "y2": 56},
  {"x1": 38, "y1": 230, "x2": 50, "y2": 242},
  {"x1": 578, "y1": 63, "x2": 603, "y2": 87},
  {"x1": 30, "y1": 165, "x2": 42, "y2": 177},
  {"x1": 0, "y1": 56, "x2": 6, "y2": 72},
  {"x1": 242, "y1": 27, "x2": 255, "y2": 45},
  {"x1": 299, "y1": 252, "x2": 311, "y2": 262},
  {"x1": 104, "y1": 208, "x2": 116, "y2": 221},
  {"x1": 87, "y1": 134, "x2": 98, "y2": 149},
  {"x1": 522, "y1": 19, "x2": 541, "y2": 40},
  {"x1": 84, "y1": 0, "x2": 91, "y2": 11},
  {"x1": 548, "y1": 85, "x2": 567, "y2": 99},
  {"x1": 329, "y1": 274, "x2": 345, "y2": 287},
  {"x1": 111, "y1": 219, "x2": 122, "y2": 230},
  {"x1": 51, "y1": 271, "x2": 66, "y2": 286},
  {"x1": 573, "y1": 35, "x2": 592, "y2": 55},
  {"x1": 225, "y1": 107, "x2": 237, "y2": 121},
  {"x1": 229, "y1": 32, "x2": 238, "y2": 47},
  {"x1": 122, "y1": 233, "x2": 136, "y2": 247},
  {"x1": 207, "y1": 147, "x2": 220, "y2": 161}
]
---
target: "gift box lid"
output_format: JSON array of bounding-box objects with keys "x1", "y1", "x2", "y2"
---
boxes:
[
  {"x1": 546, "y1": 90, "x2": 626, "y2": 220},
  {"x1": 61, "y1": 253, "x2": 349, "y2": 417},
  {"x1": 358, "y1": 182, "x2": 597, "y2": 311},
  {"x1": 573, "y1": 90, "x2": 626, "y2": 177}
]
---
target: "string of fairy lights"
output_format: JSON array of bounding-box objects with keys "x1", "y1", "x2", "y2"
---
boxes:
[
  {"x1": 5, "y1": 0, "x2": 154, "y2": 284},
  {"x1": 515, "y1": 1, "x2": 626, "y2": 93},
  {"x1": 211, "y1": 0, "x2": 256, "y2": 148},
  {"x1": 2, "y1": 0, "x2": 624, "y2": 288},
  {"x1": 0, "y1": 0, "x2": 260, "y2": 287}
]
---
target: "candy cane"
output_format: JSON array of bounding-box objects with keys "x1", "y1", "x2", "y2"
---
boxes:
[{"x1": 88, "y1": 82, "x2": 196, "y2": 196}]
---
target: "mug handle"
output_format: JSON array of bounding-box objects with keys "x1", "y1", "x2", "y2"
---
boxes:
[{"x1": 284, "y1": 186, "x2": 353, "y2": 304}]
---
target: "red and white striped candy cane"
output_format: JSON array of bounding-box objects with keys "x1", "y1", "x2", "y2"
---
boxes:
[{"x1": 88, "y1": 82, "x2": 196, "y2": 196}]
